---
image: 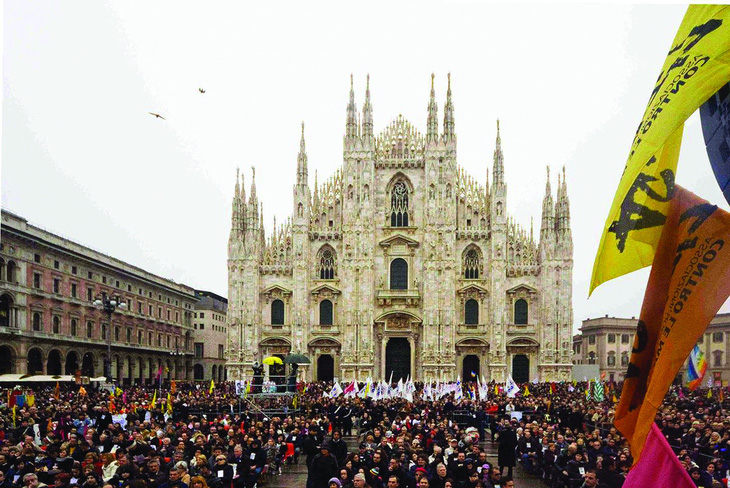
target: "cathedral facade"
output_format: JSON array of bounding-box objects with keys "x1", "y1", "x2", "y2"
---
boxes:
[{"x1": 226, "y1": 75, "x2": 573, "y2": 383}]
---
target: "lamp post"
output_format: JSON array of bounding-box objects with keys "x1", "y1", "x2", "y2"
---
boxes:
[
  {"x1": 170, "y1": 347, "x2": 185, "y2": 380},
  {"x1": 93, "y1": 292, "x2": 127, "y2": 381}
]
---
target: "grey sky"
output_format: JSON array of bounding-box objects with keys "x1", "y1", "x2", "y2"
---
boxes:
[{"x1": 3, "y1": 2, "x2": 725, "y2": 332}]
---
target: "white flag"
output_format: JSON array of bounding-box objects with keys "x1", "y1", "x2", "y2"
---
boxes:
[
  {"x1": 329, "y1": 382, "x2": 343, "y2": 398},
  {"x1": 506, "y1": 376, "x2": 520, "y2": 398}
]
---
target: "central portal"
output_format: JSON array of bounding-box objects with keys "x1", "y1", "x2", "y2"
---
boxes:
[{"x1": 385, "y1": 338, "x2": 411, "y2": 382}]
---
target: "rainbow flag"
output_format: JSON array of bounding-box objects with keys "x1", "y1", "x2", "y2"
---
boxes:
[{"x1": 687, "y1": 345, "x2": 707, "y2": 390}]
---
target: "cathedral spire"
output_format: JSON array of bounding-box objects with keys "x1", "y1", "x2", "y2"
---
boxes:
[
  {"x1": 443, "y1": 73, "x2": 455, "y2": 141},
  {"x1": 345, "y1": 74, "x2": 358, "y2": 140},
  {"x1": 427, "y1": 73, "x2": 439, "y2": 143},
  {"x1": 297, "y1": 122, "x2": 308, "y2": 186},
  {"x1": 313, "y1": 169, "x2": 319, "y2": 208},
  {"x1": 492, "y1": 119, "x2": 504, "y2": 187},
  {"x1": 541, "y1": 166, "x2": 554, "y2": 239},
  {"x1": 249, "y1": 166, "x2": 257, "y2": 205},
  {"x1": 557, "y1": 165, "x2": 572, "y2": 234},
  {"x1": 240, "y1": 168, "x2": 246, "y2": 205},
  {"x1": 362, "y1": 74, "x2": 373, "y2": 139}
]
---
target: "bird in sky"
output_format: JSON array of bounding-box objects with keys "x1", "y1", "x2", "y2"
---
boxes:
[
  {"x1": 199, "y1": 88, "x2": 205, "y2": 94},
  {"x1": 149, "y1": 112, "x2": 165, "y2": 120}
]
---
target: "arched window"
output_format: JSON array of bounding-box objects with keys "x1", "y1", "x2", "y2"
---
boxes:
[
  {"x1": 390, "y1": 258, "x2": 408, "y2": 290},
  {"x1": 87, "y1": 321, "x2": 94, "y2": 338},
  {"x1": 514, "y1": 299, "x2": 528, "y2": 325},
  {"x1": 319, "y1": 300, "x2": 333, "y2": 325},
  {"x1": 318, "y1": 247, "x2": 336, "y2": 279},
  {"x1": 6, "y1": 261, "x2": 16, "y2": 283},
  {"x1": 32, "y1": 312, "x2": 42, "y2": 331},
  {"x1": 465, "y1": 299, "x2": 479, "y2": 325},
  {"x1": 463, "y1": 248, "x2": 481, "y2": 279},
  {"x1": 0, "y1": 294, "x2": 12, "y2": 327},
  {"x1": 607, "y1": 352, "x2": 616, "y2": 366},
  {"x1": 621, "y1": 351, "x2": 629, "y2": 367},
  {"x1": 271, "y1": 300, "x2": 285, "y2": 325},
  {"x1": 0, "y1": 259, "x2": 5, "y2": 281},
  {"x1": 588, "y1": 352, "x2": 596, "y2": 365},
  {"x1": 70, "y1": 319, "x2": 77, "y2": 336},
  {"x1": 52, "y1": 316, "x2": 60, "y2": 334},
  {"x1": 390, "y1": 181, "x2": 410, "y2": 227}
]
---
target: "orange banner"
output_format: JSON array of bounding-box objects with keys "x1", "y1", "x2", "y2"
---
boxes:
[{"x1": 616, "y1": 186, "x2": 730, "y2": 463}]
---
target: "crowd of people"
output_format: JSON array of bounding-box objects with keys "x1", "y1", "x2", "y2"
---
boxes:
[{"x1": 0, "y1": 380, "x2": 727, "y2": 488}]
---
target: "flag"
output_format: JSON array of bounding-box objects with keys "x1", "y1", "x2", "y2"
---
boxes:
[
  {"x1": 26, "y1": 393, "x2": 35, "y2": 408},
  {"x1": 454, "y1": 377, "x2": 463, "y2": 401},
  {"x1": 343, "y1": 380, "x2": 359, "y2": 398},
  {"x1": 151, "y1": 390, "x2": 157, "y2": 408},
  {"x1": 12, "y1": 406, "x2": 16, "y2": 428},
  {"x1": 591, "y1": 5, "x2": 730, "y2": 294},
  {"x1": 54, "y1": 382, "x2": 60, "y2": 400},
  {"x1": 78, "y1": 386, "x2": 87, "y2": 397},
  {"x1": 166, "y1": 393, "x2": 173, "y2": 414},
  {"x1": 292, "y1": 394, "x2": 298, "y2": 409},
  {"x1": 719, "y1": 388, "x2": 725, "y2": 403},
  {"x1": 615, "y1": 187, "x2": 730, "y2": 464},
  {"x1": 494, "y1": 385, "x2": 499, "y2": 396},
  {"x1": 171, "y1": 380, "x2": 176, "y2": 394},
  {"x1": 622, "y1": 423, "x2": 694, "y2": 488},
  {"x1": 505, "y1": 376, "x2": 520, "y2": 398},
  {"x1": 550, "y1": 383, "x2": 556, "y2": 395},
  {"x1": 687, "y1": 345, "x2": 708, "y2": 390},
  {"x1": 594, "y1": 382, "x2": 605, "y2": 402},
  {"x1": 523, "y1": 385, "x2": 530, "y2": 397},
  {"x1": 328, "y1": 382, "x2": 343, "y2": 398},
  {"x1": 156, "y1": 365, "x2": 163, "y2": 381},
  {"x1": 209, "y1": 379, "x2": 215, "y2": 395}
]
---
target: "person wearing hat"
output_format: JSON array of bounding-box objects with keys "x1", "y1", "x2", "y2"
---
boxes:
[
  {"x1": 328, "y1": 477, "x2": 342, "y2": 488},
  {"x1": 307, "y1": 442, "x2": 338, "y2": 488}
]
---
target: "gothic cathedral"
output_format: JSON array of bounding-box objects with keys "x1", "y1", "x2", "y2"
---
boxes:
[{"x1": 226, "y1": 74, "x2": 573, "y2": 383}]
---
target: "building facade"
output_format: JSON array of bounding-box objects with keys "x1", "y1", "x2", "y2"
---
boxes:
[
  {"x1": 226, "y1": 75, "x2": 574, "y2": 383},
  {"x1": 193, "y1": 290, "x2": 228, "y2": 382},
  {"x1": 0, "y1": 210, "x2": 198, "y2": 383},
  {"x1": 573, "y1": 313, "x2": 730, "y2": 384}
]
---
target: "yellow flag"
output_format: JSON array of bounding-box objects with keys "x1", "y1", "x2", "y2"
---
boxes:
[
  {"x1": 591, "y1": 5, "x2": 730, "y2": 294},
  {"x1": 166, "y1": 393, "x2": 172, "y2": 414},
  {"x1": 151, "y1": 390, "x2": 157, "y2": 408},
  {"x1": 78, "y1": 386, "x2": 87, "y2": 397},
  {"x1": 209, "y1": 379, "x2": 215, "y2": 395},
  {"x1": 26, "y1": 393, "x2": 35, "y2": 407},
  {"x1": 708, "y1": 388, "x2": 713, "y2": 399},
  {"x1": 523, "y1": 385, "x2": 530, "y2": 397}
]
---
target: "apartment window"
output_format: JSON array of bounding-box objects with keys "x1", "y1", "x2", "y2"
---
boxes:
[
  {"x1": 158, "y1": 294, "x2": 161, "y2": 301},
  {"x1": 54, "y1": 260, "x2": 59, "y2": 270},
  {"x1": 87, "y1": 287, "x2": 93, "y2": 301},
  {"x1": 714, "y1": 350, "x2": 723, "y2": 367},
  {"x1": 148, "y1": 332, "x2": 152, "y2": 345},
  {"x1": 72, "y1": 266, "x2": 77, "y2": 275},
  {"x1": 138, "y1": 330, "x2": 143, "y2": 344},
  {"x1": 218, "y1": 344, "x2": 224, "y2": 359},
  {"x1": 88, "y1": 271, "x2": 93, "y2": 279},
  {"x1": 166, "y1": 335, "x2": 170, "y2": 348},
  {"x1": 138, "y1": 302, "x2": 143, "y2": 314},
  {"x1": 194, "y1": 324, "x2": 197, "y2": 330},
  {"x1": 115, "y1": 280, "x2": 119, "y2": 288},
  {"x1": 588, "y1": 352, "x2": 596, "y2": 365},
  {"x1": 32, "y1": 312, "x2": 42, "y2": 331},
  {"x1": 127, "y1": 284, "x2": 132, "y2": 292},
  {"x1": 621, "y1": 352, "x2": 629, "y2": 367},
  {"x1": 200, "y1": 324, "x2": 204, "y2": 330},
  {"x1": 200, "y1": 313, "x2": 205, "y2": 319},
  {"x1": 33, "y1": 273, "x2": 41, "y2": 289},
  {"x1": 157, "y1": 334, "x2": 161, "y2": 346},
  {"x1": 175, "y1": 311, "x2": 179, "y2": 322},
  {"x1": 126, "y1": 328, "x2": 132, "y2": 342},
  {"x1": 194, "y1": 313, "x2": 197, "y2": 318},
  {"x1": 34, "y1": 254, "x2": 41, "y2": 263},
  {"x1": 176, "y1": 300, "x2": 178, "y2": 306},
  {"x1": 114, "y1": 327, "x2": 120, "y2": 341},
  {"x1": 139, "y1": 288, "x2": 143, "y2": 295},
  {"x1": 52, "y1": 316, "x2": 60, "y2": 334},
  {"x1": 71, "y1": 283, "x2": 77, "y2": 298},
  {"x1": 589, "y1": 335, "x2": 596, "y2": 345},
  {"x1": 575, "y1": 343, "x2": 581, "y2": 354},
  {"x1": 194, "y1": 343, "x2": 204, "y2": 358},
  {"x1": 607, "y1": 333, "x2": 616, "y2": 343},
  {"x1": 70, "y1": 319, "x2": 77, "y2": 336},
  {"x1": 158, "y1": 307, "x2": 162, "y2": 318},
  {"x1": 101, "y1": 324, "x2": 107, "y2": 340},
  {"x1": 607, "y1": 352, "x2": 616, "y2": 366},
  {"x1": 167, "y1": 298, "x2": 170, "y2": 304},
  {"x1": 102, "y1": 276, "x2": 107, "y2": 284},
  {"x1": 621, "y1": 334, "x2": 630, "y2": 344},
  {"x1": 713, "y1": 332, "x2": 724, "y2": 343},
  {"x1": 167, "y1": 310, "x2": 170, "y2": 320},
  {"x1": 148, "y1": 291, "x2": 152, "y2": 298},
  {"x1": 149, "y1": 305, "x2": 153, "y2": 315},
  {"x1": 53, "y1": 278, "x2": 60, "y2": 294},
  {"x1": 86, "y1": 321, "x2": 93, "y2": 338}
]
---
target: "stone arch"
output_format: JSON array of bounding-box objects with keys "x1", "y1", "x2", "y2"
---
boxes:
[
  {"x1": 0, "y1": 293, "x2": 14, "y2": 327},
  {"x1": 82, "y1": 351, "x2": 95, "y2": 377},
  {"x1": 386, "y1": 173, "x2": 414, "y2": 227},
  {"x1": 65, "y1": 350, "x2": 79, "y2": 375},
  {"x1": 0, "y1": 344, "x2": 17, "y2": 374},
  {"x1": 6, "y1": 260, "x2": 17, "y2": 283},
  {"x1": 47, "y1": 349, "x2": 63, "y2": 375},
  {"x1": 193, "y1": 363, "x2": 204, "y2": 381},
  {"x1": 27, "y1": 347, "x2": 44, "y2": 375}
]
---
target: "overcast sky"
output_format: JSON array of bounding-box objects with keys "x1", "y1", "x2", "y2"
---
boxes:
[{"x1": 3, "y1": 2, "x2": 726, "y2": 333}]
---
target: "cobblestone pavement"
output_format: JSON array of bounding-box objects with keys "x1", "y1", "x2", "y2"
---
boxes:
[{"x1": 264, "y1": 436, "x2": 545, "y2": 488}]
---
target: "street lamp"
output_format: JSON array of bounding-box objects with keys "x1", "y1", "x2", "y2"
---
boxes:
[
  {"x1": 170, "y1": 347, "x2": 186, "y2": 380},
  {"x1": 93, "y1": 292, "x2": 128, "y2": 381}
]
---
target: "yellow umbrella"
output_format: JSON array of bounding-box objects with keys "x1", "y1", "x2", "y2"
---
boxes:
[{"x1": 262, "y1": 356, "x2": 283, "y2": 366}]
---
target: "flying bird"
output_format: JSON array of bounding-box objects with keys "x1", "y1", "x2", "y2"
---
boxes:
[
  {"x1": 149, "y1": 112, "x2": 165, "y2": 120},
  {"x1": 199, "y1": 88, "x2": 205, "y2": 94}
]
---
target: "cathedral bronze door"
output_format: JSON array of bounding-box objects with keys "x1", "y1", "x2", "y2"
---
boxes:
[
  {"x1": 512, "y1": 354, "x2": 529, "y2": 383},
  {"x1": 385, "y1": 338, "x2": 411, "y2": 382},
  {"x1": 317, "y1": 354, "x2": 334, "y2": 382}
]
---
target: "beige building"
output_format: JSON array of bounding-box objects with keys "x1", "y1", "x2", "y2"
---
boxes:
[
  {"x1": 0, "y1": 210, "x2": 198, "y2": 383},
  {"x1": 573, "y1": 313, "x2": 730, "y2": 384},
  {"x1": 226, "y1": 75, "x2": 574, "y2": 383},
  {"x1": 193, "y1": 290, "x2": 228, "y2": 382}
]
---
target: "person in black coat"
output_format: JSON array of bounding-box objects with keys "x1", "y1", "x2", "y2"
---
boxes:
[
  {"x1": 308, "y1": 443, "x2": 339, "y2": 488},
  {"x1": 329, "y1": 431, "x2": 348, "y2": 468},
  {"x1": 497, "y1": 420, "x2": 517, "y2": 478}
]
